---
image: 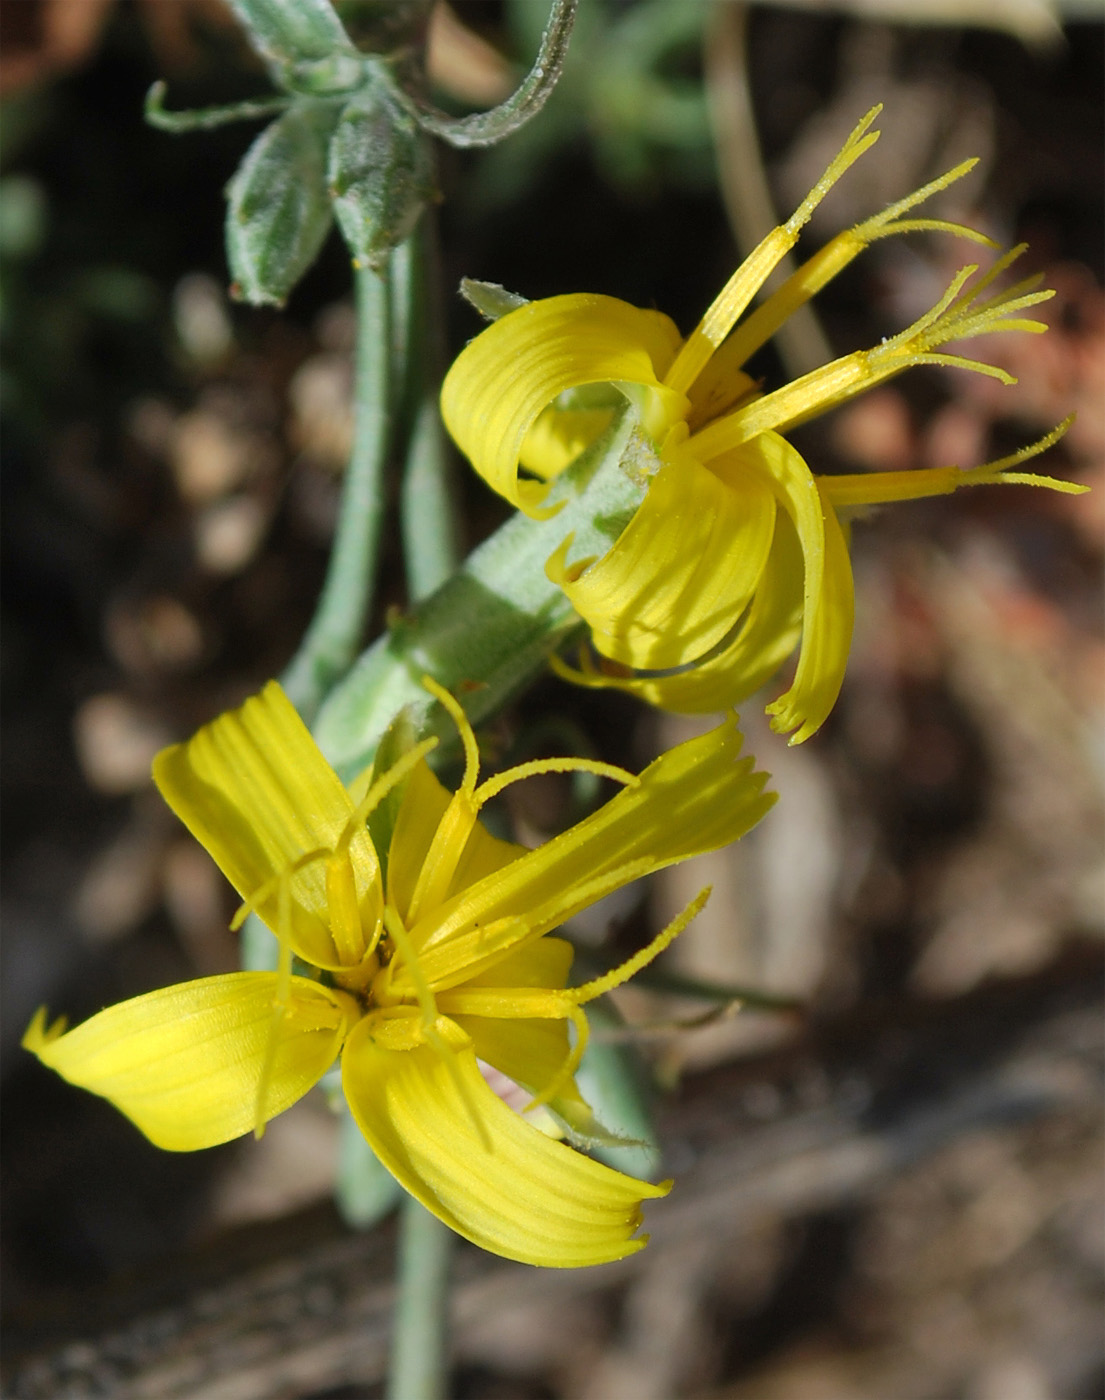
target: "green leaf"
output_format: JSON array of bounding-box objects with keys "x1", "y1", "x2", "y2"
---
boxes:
[
  {"x1": 313, "y1": 407, "x2": 652, "y2": 782},
  {"x1": 328, "y1": 86, "x2": 436, "y2": 269},
  {"x1": 412, "y1": 0, "x2": 579, "y2": 149},
  {"x1": 226, "y1": 0, "x2": 354, "y2": 66},
  {"x1": 225, "y1": 103, "x2": 339, "y2": 307}
]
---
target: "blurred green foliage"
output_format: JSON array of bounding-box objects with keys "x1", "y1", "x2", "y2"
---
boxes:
[{"x1": 467, "y1": 0, "x2": 715, "y2": 208}]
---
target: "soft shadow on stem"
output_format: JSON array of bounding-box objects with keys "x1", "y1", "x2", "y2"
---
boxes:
[{"x1": 387, "y1": 1196, "x2": 454, "y2": 1400}]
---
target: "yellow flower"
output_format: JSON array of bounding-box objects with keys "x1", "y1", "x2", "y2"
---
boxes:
[
  {"x1": 442, "y1": 106, "x2": 1085, "y2": 743},
  {"x1": 24, "y1": 680, "x2": 774, "y2": 1267}
]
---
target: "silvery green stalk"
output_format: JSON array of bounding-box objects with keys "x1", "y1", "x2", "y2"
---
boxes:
[{"x1": 313, "y1": 407, "x2": 655, "y2": 783}]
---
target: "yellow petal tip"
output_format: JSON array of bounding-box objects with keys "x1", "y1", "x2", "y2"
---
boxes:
[{"x1": 22, "y1": 1005, "x2": 67, "y2": 1055}]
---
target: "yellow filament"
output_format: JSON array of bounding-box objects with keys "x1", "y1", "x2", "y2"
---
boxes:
[
  {"x1": 405, "y1": 790, "x2": 479, "y2": 926},
  {"x1": 523, "y1": 1003, "x2": 591, "y2": 1114},
  {"x1": 903, "y1": 263, "x2": 981, "y2": 342},
  {"x1": 229, "y1": 845, "x2": 329, "y2": 932},
  {"x1": 971, "y1": 416, "x2": 1074, "y2": 474},
  {"x1": 784, "y1": 106, "x2": 883, "y2": 236},
  {"x1": 422, "y1": 675, "x2": 480, "y2": 794},
  {"x1": 705, "y1": 162, "x2": 994, "y2": 392},
  {"x1": 227, "y1": 739, "x2": 441, "y2": 968},
  {"x1": 944, "y1": 242, "x2": 1027, "y2": 310},
  {"x1": 382, "y1": 905, "x2": 439, "y2": 1025},
  {"x1": 569, "y1": 888, "x2": 712, "y2": 1005},
  {"x1": 405, "y1": 677, "x2": 484, "y2": 925},
  {"x1": 473, "y1": 755, "x2": 638, "y2": 806},
  {"x1": 931, "y1": 274, "x2": 1053, "y2": 345},
  {"x1": 853, "y1": 157, "x2": 987, "y2": 243},
  {"x1": 340, "y1": 737, "x2": 439, "y2": 848},
  {"x1": 690, "y1": 248, "x2": 1057, "y2": 460}
]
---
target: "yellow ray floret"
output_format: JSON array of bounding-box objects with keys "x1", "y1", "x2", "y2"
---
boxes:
[
  {"x1": 25, "y1": 681, "x2": 775, "y2": 1267},
  {"x1": 441, "y1": 107, "x2": 1086, "y2": 743}
]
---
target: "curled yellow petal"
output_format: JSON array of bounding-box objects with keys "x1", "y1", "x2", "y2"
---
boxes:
[
  {"x1": 766, "y1": 482, "x2": 854, "y2": 744},
  {"x1": 581, "y1": 510, "x2": 805, "y2": 715},
  {"x1": 25, "y1": 974, "x2": 357, "y2": 1151},
  {"x1": 153, "y1": 682, "x2": 381, "y2": 970},
  {"x1": 441, "y1": 293, "x2": 685, "y2": 516},
  {"x1": 519, "y1": 402, "x2": 619, "y2": 481},
  {"x1": 550, "y1": 453, "x2": 776, "y2": 671},
  {"x1": 710, "y1": 432, "x2": 853, "y2": 742},
  {"x1": 341, "y1": 1014, "x2": 667, "y2": 1267}
]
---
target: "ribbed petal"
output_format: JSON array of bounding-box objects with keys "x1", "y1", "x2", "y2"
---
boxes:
[
  {"x1": 341, "y1": 1013, "x2": 667, "y2": 1267},
  {"x1": 153, "y1": 683, "x2": 381, "y2": 970},
  {"x1": 403, "y1": 719, "x2": 775, "y2": 991},
  {"x1": 441, "y1": 294, "x2": 685, "y2": 516},
  {"x1": 24, "y1": 974, "x2": 357, "y2": 1151},
  {"x1": 463, "y1": 935, "x2": 575, "y2": 990},
  {"x1": 765, "y1": 485, "x2": 853, "y2": 742},
  {"x1": 713, "y1": 433, "x2": 854, "y2": 743},
  {"x1": 619, "y1": 510, "x2": 805, "y2": 714},
  {"x1": 550, "y1": 452, "x2": 776, "y2": 671}
]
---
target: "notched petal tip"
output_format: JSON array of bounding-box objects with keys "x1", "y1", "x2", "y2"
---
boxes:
[
  {"x1": 22, "y1": 1005, "x2": 67, "y2": 1054},
  {"x1": 343, "y1": 1024, "x2": 670, "y2": 1266}
]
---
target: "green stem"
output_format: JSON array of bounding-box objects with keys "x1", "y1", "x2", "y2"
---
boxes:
[
  {"x1": 281, "y1": 257, "x2": 395, "y2": 722},
  {"x1": 398, "y1": 221, "x2": 461, "y2": 600},
  {"x1": 313, "y1": 406, "x2": 652, "y2": 782},
  {"x1": 402, "y1": 395, "x2": 460, "y2": 600},
  {"x1": 144, "y1": 81, "x2": 292, "y2": 133},
  {"x1": 387, "y1": 1197, "x2": 453, "y2": 1400}
]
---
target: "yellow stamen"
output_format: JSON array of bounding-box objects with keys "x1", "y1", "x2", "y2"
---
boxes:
[
  {"x1": 820, "y1": 417, "x2": 1083, "y2": 508},
  {"x1": 523, "y1": 1003, "x2": 591, "y2": 1114},
  {"x1": 663, "y1": 107, "x2": 883, "y2": 398},
  {"x1": 569, "y1": 888, "x2": 712, "y2": 1005},
  {"x1": 689, "y1": 261, "x2": 1053, "y2": 461},
  {"x1": 422, "y1": 675, "x2": 480, "y2": 795},
  {"x1": 405, "y1": 678, "x2": 486, "y2": 925},
  {"x1": 229, "y1": 845, "x2": 329, "y2": 932},
  {"x1": 339, "y1": 737, "x2": 439, "y2": 852},
  {"x1": 381, "y1": 906, "x2": 439, "y2": 1023},
  {"x1": 406, "y1": 790, "x2": 480, "y2": 925},
  {"x1": 473, "y1": 755, "x2": 638, "y2": 805},
  {"x1": 696, "y1": 159, "x2": 994, "y2": 407}
]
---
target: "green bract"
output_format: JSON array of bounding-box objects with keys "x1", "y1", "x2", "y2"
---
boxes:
[
  {"x1": 226, "y1": 102, "x2": 340, "y2": 307},
  {"x1": 330, "y1": 85, "x2": 437, "y2": 271}
]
